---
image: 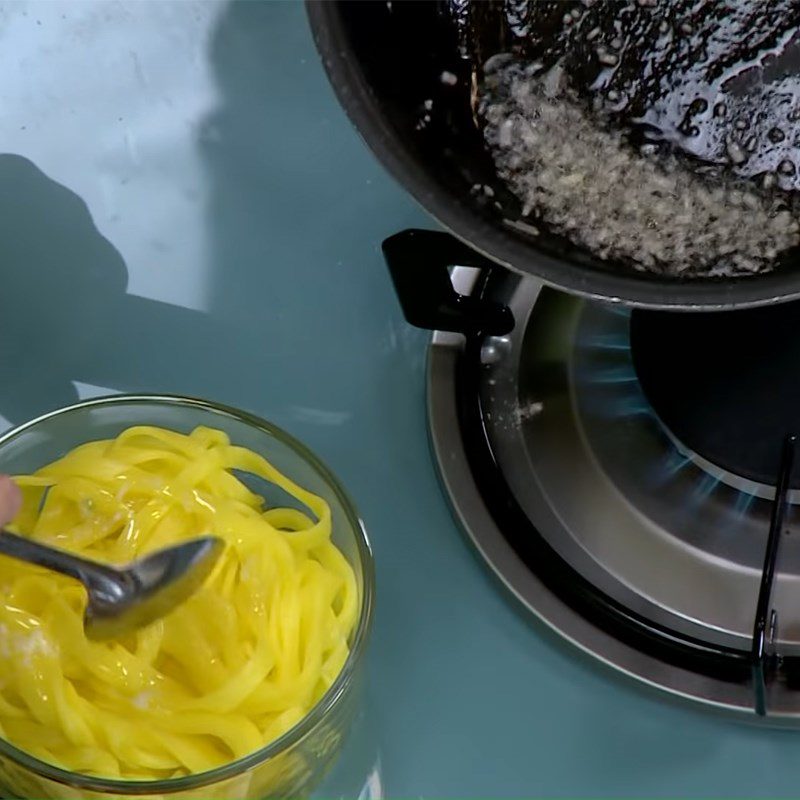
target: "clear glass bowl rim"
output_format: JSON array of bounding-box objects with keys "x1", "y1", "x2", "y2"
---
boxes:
[{"x1": 0, "y1": 393, "x2": 376, "y2": 794}]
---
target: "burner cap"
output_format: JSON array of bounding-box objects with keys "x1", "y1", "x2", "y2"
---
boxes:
[{"x1": 630, "y1": 301, "x2": 800, "y2": 489}]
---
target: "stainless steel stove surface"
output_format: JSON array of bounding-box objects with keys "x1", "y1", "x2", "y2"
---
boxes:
[
  {"x1": 6, "y1": 1, "x2": 800, "y2": 796},
  {"x1": 423, "y1": 262, "x2": 800, "y2": 720}
]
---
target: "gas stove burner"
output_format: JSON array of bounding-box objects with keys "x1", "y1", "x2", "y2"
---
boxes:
[
  {"x1": 631, "y1": 302, "x2": 800, "y2": 492},
  {"x1": 572, "y1": 303, "x2": 790, "y2": 506},
  {"x1": 383, "y1": 229, "x2": 800, "y2": 722}
]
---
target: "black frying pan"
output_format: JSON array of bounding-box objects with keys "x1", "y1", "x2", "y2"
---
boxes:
[{"x1": 307, "y1": 0, "x2": 800, "y2": 310}]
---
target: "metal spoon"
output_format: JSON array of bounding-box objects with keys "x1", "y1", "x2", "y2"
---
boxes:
[{"x1": 0, "y1": 531, "x2": 224, "y2": 640}]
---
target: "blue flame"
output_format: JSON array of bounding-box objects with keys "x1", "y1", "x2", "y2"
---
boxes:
[
  {"x1": 580, "y1": 333, "x2": 631, "y2": 351},
  {"x1": 585, "y1": 365, "x2": 639, "y2": 384},
  {"x1": 604, "y1": 305, "x2": 632, "y2": 319},
  {"x1": 734, "y1": 490, "x2": 756, "y2": 518},
  {"x1": 692, "y1": 472, "x2": 721, "y2": 504},
  {"x1": 579, "y1": 304, "x2": 762, "y2": 521},
  {"x1": 654, "y1": 449, "x2": 692, "y2": 483},
  {"x1": 612, "y1": 392, "x2": 652, "y2": 417}
]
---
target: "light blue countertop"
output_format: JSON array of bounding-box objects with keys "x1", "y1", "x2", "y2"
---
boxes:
[{"x1": 1, "y1": 1, "x2": 800, "y2": 796}]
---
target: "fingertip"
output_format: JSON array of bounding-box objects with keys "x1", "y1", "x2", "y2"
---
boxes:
[{"x1": 0, "y1": 475, "x2": 21, "y2": 526}]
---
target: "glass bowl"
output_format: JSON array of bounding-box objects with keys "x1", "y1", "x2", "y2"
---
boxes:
[{"x1": 0, "y1": 395, "x2": 374, "y2": 800}]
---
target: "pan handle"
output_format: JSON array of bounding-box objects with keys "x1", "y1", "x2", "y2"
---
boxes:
[{"x1": 382, "y1": 229, "x2": 514, "y2": 336}]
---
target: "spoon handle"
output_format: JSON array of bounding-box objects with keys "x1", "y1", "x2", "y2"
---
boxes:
[{"x1": 0, "y1": 530, "x2": 123, "y2": 594}]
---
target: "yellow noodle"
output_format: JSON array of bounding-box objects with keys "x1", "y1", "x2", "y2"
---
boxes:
[{"x1": 0, "y1": 425, "x2": 358, "y2": 778}]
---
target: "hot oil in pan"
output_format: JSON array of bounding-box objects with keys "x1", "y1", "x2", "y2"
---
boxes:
[
  {"x1": 452, "y1": 0, "x2": 800, "y2": 188},
  {"x1": 449, "y1": 0, "x2": 800, "y2": 274}
]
